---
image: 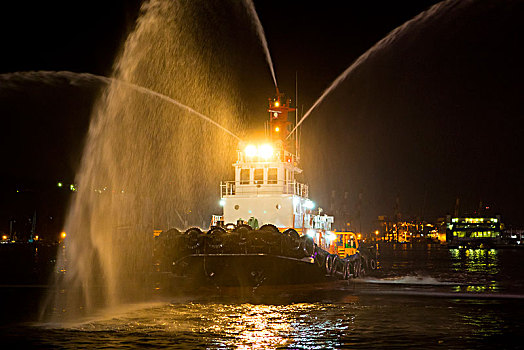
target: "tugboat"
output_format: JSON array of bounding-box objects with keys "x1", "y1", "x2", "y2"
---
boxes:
[{"x1": 155, "y1": 91, "x2": 377, "y2": 287}]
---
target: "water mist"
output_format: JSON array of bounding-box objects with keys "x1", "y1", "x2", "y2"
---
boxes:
[{"x1": 39, "y1": 0, "x2": 248, "y2": 321}]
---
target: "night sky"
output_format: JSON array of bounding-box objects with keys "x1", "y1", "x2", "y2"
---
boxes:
[{"x1": 1, "y1": 0, "x2": 523, "y2": 236}]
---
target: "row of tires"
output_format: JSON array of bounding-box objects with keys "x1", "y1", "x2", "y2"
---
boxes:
[
  {"x1": 321, "y1": 252, "x2": 365, "y2": 279},
  {"x1": 155, "y1": 224, "x2": 315, "y2": 259},
  {"x1": 155, "y1": 224, "x2": 374, "y2": 279}
]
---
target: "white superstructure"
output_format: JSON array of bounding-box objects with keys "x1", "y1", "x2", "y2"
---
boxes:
[{"x1": 216, "y1": 92, "x2": 334, "y2": 235}]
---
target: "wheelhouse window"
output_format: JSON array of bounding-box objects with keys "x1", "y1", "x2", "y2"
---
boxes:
[
  {"x1": 254, "y1": 168, "x2": 264, "y2": 184},
  {"x1": 268, "y1": 168, "x2": 277, "y2": 184},
  {"x1": 240, "y1": 169, "x2": 250, "y2": 184}
]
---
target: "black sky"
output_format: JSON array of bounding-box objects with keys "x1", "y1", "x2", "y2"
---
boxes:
[{"x1": 1, "y1": 0, "x2": 523, "y2": 234}]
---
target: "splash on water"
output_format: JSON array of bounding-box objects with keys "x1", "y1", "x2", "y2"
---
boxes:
[{"x1": 361, "y1": 275, "x2": 459, "y2": 286}]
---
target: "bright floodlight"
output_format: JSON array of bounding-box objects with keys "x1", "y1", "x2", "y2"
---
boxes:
[
  {"x1": 219, "y1": 198, "x2": 226, "y2": 206},
  {"x1": 245, "y1": 144, "x2": 257, "y2": 158},
  {"x1": 258, "y1": 144, "x2": 274, "y2": 160},
  {"x1": 305, "y1": 199, "x2": 315, "y2": 209}
]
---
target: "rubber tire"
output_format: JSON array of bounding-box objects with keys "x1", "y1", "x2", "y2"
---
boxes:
[
  {"x1": 185, "y1": 227, "x2": 202, "y2": 251},
  {"x1": 325, "y1": 254, "x2": 335, "y2": 275},
  {"x1": 370, "y1": 258, "x2": 377, "y2": 270}
]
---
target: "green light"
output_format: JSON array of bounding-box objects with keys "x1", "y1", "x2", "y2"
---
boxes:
[{"x1": 57, "y1": 182, "x2": 63, "y2": 188}]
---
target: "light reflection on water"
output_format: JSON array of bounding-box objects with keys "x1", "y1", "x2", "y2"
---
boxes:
[
  {"x1": 24, "y1": 295, "x2": 523, "y2": 350},
  {"x1": 42, "y1": 302, "x2": 353, "y2": 349},
  {"x1": 2, "y1": 245, "x2": 524, "y2": 348},
  {"x1": 450, "y1": 248, "x2": 500, "y2": 274}
]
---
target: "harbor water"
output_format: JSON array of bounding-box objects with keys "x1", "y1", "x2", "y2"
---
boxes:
[{"x1": 1, "y1": 243, "x2": 523, "y2": 349}]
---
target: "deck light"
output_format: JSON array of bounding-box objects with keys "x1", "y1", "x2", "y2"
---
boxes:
[
  {"x1": 258, "y1": 144, "x2": 274, "y2": 159},
  {"x1": 245, "y1": 144, "x2": 257, "y2": 158}
]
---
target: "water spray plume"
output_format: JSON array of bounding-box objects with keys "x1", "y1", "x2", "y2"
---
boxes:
[
  {"x1": 5, "y1": 0, "x2": 249, "y2": 322},
  {"x1": 288, "y1": 0, "x2": 458, "y2": 139},
  {"x1": 242, "y1": 0, "x2": 278, "y2": 90},
  {"x1": 0, "y1": 70, "x2": 241, "y2": 141}
]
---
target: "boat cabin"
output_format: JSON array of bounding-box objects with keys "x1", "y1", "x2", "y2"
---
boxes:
[
  {"x1": 214, "y1": 91, "x2": 358, "y2": 256},
  {"x1": 220, "y1": 139, "x2": 333, "y2": 232}
]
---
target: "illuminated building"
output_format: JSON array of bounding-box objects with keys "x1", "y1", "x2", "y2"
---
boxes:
[{"x1": 446, "y1": 215, "x2": 503, "y2": 247}]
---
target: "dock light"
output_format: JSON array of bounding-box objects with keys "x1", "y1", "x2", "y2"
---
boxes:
[
  {"x1": 219, "y1": 198, "x2": 226, "y2": 206},
  {"x1": 305, "y1": 199, "x2": 315, "y2": 210},
  {"x1": 375, "y1": 230, "x2": 379, "y2": 235},
  {"x1": 60, "y1": 231, "x2": 67, "y2": 239},
  {"x1": 258, "y1": 144, "x2": 274, "y2": 160},
  {"x1": 245, "y1": 144, "x2": 257, "y2": 158}
]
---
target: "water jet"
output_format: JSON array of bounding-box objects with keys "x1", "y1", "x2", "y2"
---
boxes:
[{"x1": 288, "y1": 0, "x2": 459, "y2": 138}]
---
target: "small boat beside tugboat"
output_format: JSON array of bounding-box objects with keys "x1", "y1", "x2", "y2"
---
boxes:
[{"x1": 154, "y1": 91, "x2": 377, "y2": 287}]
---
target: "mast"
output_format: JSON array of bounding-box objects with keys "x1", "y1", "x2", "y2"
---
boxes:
[{"x1": 268, "y1": 88, "x2": 296, "y2": 153}]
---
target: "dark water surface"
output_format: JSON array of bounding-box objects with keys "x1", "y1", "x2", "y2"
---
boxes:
[{"x1": 1, "y1": 243, "x2": 523, "y2": 349}]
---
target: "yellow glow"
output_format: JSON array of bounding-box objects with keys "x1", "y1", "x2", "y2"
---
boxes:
[
  {"x1": 357, "y1": 234, "x2": 362, "y2": 239},
  {"x1": 258, "y1": 144, "x2": 274, "y2": 159},
  {"x1": 375, "y1": 230, "x2": 379, "y2": 235},
  {"x1": 274, "y1": 101, "x2": 280, "y2": 107},
  {"x1": 245, "y1": 144, "x2": 257, "y2": 158},
  {"x1": 2, "y1": 235, "x2": 7, "y2": 240},
  {"x1": 60, "y1": 231, "x2": 67, "y2": 239},
  {"x1": 275, "y1": 127, "x2": 280, "y2": 132}
]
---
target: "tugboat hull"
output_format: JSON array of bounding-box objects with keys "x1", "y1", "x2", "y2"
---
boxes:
[
  {"x1": 172, "y1": 254, "x2": 328, "y2": 287},
  {"x1": 155, "y1": 226, "x2": 376, "y2": 289}
]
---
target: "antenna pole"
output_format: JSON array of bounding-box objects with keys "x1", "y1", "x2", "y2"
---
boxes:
[{"x1": 295, "y1": 71, "x2": 299, "y2": 159}]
